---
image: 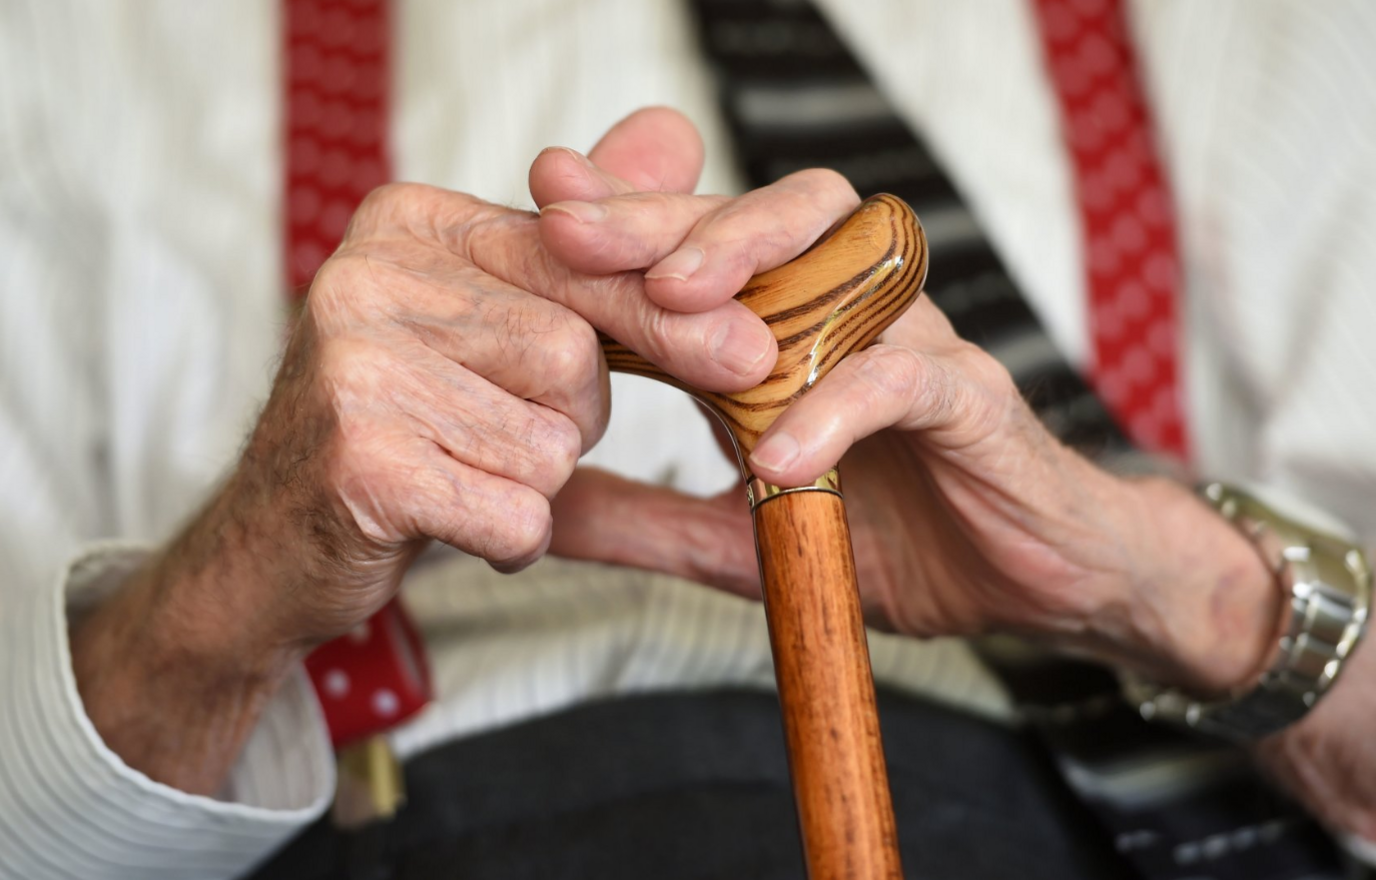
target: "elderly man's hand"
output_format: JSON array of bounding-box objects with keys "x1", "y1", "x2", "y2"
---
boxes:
[
  {"x1": 68, "y1": 108, "x2": 860, "y2": 794},
  {"x1": 540, "y1": 133, "x2": 1376, "y2": 846},
  {"x1": 544, "y1": 185, "x2": 1281, "y2": 701}
]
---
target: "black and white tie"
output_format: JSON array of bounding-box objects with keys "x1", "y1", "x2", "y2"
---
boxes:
[{"x1": 688, "y1": 1, "x2": 1348, "y2": 877}]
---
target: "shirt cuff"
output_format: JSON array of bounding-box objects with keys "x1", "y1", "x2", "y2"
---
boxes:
[{"x1": 0, "y1": 543, "x2": 334, "y2": 880}]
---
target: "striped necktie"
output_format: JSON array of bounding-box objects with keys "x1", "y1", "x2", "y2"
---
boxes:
[{"x1": 688, "y1": 1, "x2": 1345, "y2": 877}]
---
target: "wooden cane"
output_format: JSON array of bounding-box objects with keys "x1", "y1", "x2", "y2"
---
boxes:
[{"x1": 601, "y1": 194, "x2": 927, "y2": 879}]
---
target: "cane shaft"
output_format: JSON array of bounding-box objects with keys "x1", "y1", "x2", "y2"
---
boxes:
[
  {"x1": 753, "y1": 488, "x2": 902, "y2": 880},
  {"x1": 600, "y1": 195, "x2": 926, "y2": 875}
]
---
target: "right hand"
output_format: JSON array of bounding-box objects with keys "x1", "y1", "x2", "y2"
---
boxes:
[
  {"x1": 190, "y1": 125, "x2": 783, "y2": 651},
  {"x1": 127, "y1": 108, "x2": 862, "y2": 656},
  {"x1": 69, "y1": 108, "x2": 859, "y2": 794}
]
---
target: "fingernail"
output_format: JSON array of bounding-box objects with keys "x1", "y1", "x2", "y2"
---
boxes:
[
  {"x1": 554, "y1": 146, "x2": 595, "y2": 167},
  {"x1": 709, "y1": 320, "x2": 771, "y2": 377},
  {"x1": 646, "y1": 246, "x2": 705, "y2": 282},
  {"x1": 750, "y1": 432, "x2": 800, "y2": 473},
  {"x1": 542, "y1": 200, "x2": 607, "y2": 223}
]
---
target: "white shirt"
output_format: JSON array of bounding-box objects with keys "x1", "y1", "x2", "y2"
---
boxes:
[{"x1": 1, "y1": 1, "x2": 1373, "y2": 877}]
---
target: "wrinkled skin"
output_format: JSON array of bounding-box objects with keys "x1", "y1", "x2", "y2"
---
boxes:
[
  {"x1": 69, "y1": 110, "x2": 1376, "y2": 843},
  {"x1": 68, "y1": 109, "x2": 866, "y2": 794},
  {"x1": 194, "y1": 111, "x2": 864, "y2": 652},
  {"x1": 535, "y1": 120, "x2": 1271, "y2": 695}
]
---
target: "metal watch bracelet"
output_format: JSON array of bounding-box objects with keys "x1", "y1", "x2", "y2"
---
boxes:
[{"x1": 1122, "y1": 482, "x2": 1372, "y2": 743}]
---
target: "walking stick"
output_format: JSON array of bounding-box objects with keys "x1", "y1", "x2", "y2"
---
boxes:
[{"x1": 601, "y1": 194, "x2": 927, "y2": 879}]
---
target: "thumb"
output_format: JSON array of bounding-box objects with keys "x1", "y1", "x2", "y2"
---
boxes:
[
  {"x1": 529, "y1": 106, "x2": 705, "y2": 208},
  {"x1": 584, "y1": 106, "x2": 705, "y2": 194},
  {"x1": 549, "y1": 466, "x2": 760, "y2": 600}
]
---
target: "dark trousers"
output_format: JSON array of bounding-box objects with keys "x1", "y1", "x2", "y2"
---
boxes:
[{"x1": 251, "y1": 688, "x2": 1131, "y2": 880}]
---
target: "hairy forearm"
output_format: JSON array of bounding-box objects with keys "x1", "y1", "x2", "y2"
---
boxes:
[{"x1": 69, "y1": 487, "x2": 303, "y2": 795}]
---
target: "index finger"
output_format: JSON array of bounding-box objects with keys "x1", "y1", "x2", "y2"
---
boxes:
[
  {"x1": 457, "y1": 212, "x2": 778, "y2": 393},
  {"x1": 539, "y1": 168, "x2": 860, "y2": 313}
]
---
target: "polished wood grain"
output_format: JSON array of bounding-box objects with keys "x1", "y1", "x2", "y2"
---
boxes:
[
  {"x1": 755, "y1": 490, "x2": 903, "y2": 880},
  {"x1": 600, "y1": 194, "x2": 926, "y2": 879},
  {"x1": 602, "y1": 193, "x2": 927, "y2": 460}
]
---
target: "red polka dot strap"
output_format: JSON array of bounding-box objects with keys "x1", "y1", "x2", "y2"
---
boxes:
[
  {"x1": 303, "y1": 600, "x2": 433, "y2": 749},
  {"x1": 284, "y1": 0, "x2": 432, "y2": 749},
  {"x1": 1032, "y1": 0, "x2": 1192, "y2": 461},
  {"x1": 285, "y1": 0, "x2": 391, "y2": 301}
]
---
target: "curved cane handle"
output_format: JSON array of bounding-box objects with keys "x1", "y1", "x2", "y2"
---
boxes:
[
  {"x1": 601, "y1": 193, "x2": 927, "y2": 460},
  {"x1": 601, "y1": 193, "x2": 927, "y2": 880}
]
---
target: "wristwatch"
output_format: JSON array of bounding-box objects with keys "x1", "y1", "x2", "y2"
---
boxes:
[{"x1": 1122, "y1": 482, "x2": 1372, "y2": 743}]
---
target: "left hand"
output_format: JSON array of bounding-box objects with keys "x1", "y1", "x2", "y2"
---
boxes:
[
  {"x1": 538, "y1": 148, "x2": 1280, "y2": 698},
  {"x1": 537, "y1": 112, "x2": 1376, "y2": 845}
]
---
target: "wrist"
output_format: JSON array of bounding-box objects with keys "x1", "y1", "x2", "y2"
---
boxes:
[
  {"x1": 1075, "y1": 476, "x2": 1283, "y2": 695},
  {"x1": 70, "y1": 498, "x2": 307, "y2": 794}
]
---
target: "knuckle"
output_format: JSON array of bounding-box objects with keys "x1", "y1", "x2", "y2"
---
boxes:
[
  {"x1": 538, "y1": 314, "x2": 600, "y2": 388},
  {"x1": 353, "y1": 183, "x2": 490, "y2": 251},
  {"x1": 452, "y1": 202, "x2": 532, "y2": 264},
  {"x1": 793, "y1": 166, "x2": 855, "y2": 197},
  {"x1": 307, "y1": 255, "x2": 359, "y2": 309},
  {"x1": 356, "y1": 181, "x2": 425, "y2": 219},
  {"x1": 856, "y1": 344, "x2": 923, "y2": 403},
  {"x1": 784, "y1": 167, "x2": 859, "y2": 206},
  {"x1": 968, "y1": 343, "x2": 1018, "y2": 397},
  {"x1": 348, "y1": 182, "x2": 420, "y2": 237},
  {"x1": 306, "y1": 252, "x2": 389, "y2": 324},
  {"x1": 852, "y1": 338, "x2": 1024, "y2": 440},
  {"x1": 853, "y1": 344, "x2": 964, "y2": 429},
  {"x1": 485, "y1": 491, "x2": 553, "y2": 571}
]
